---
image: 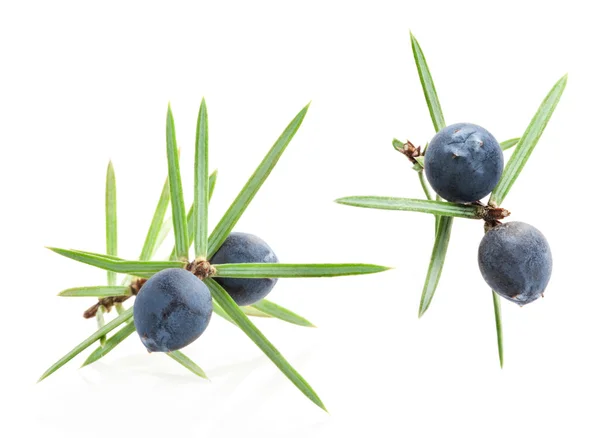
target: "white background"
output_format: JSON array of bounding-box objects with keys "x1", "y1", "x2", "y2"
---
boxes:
[{"x1": 1, "y1": 1, "x2": 599, "y2": 436}]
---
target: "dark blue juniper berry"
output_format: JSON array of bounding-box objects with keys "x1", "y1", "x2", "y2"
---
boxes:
[
  {"x1": 133, "y1": 268, "x2": 212, "y2": 352},
  {"x1": 424, "y1": 123, "x2": 503, "y2": 203},
  {"x1": 478, "y1": 221, "x2": 552, "y2": 306},
  {"x1": 210, "y1": 232, "x2": 278, "y2": 306}
]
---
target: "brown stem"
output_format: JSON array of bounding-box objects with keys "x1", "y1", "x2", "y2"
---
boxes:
[
  {"x1": 186, "y1": 258, "x2": 216, "y2": 280},
  {"x1": 394, "y1": 140, "x2": 423, "y2": 165},
  {"x1": 476, "y1": 205, "x2": 511, "y2": 223},
  {"x1": 484, "y1": 220, "x2": 503, "y2": 233},
  {"x1": 83, "y1": 278, "x2": 146, "y2": 319}
]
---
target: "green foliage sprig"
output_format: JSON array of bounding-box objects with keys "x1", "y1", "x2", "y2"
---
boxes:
[
  {"x1": 40, "y1": 101, "x2": 390, "y2": 410},
  {"x1": 336, "y1": 33, "x2": 566, "y2": 367}
]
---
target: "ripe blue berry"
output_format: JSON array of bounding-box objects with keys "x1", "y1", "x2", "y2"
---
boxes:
[
  {"x1": 133, "y1": 268, "x2": 212, "y2": 352},
  {"x1": 424, "y1": 123, "x2": 503, "y2": 203},
  {"x1": 478, "y1": 221, "x2": 552, "y2": 306},
  {"x1": 210, "y1": 232, "x2": 278, "y2": 306}
]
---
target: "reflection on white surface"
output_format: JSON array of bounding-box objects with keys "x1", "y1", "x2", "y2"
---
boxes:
[{"x1": 29, "y1": 339, "x2": 330, "y2": 437}]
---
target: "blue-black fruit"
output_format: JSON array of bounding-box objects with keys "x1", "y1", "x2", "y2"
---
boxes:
[
  {"x1": 133, "y1": 268, "x2": 212, "y2": 352},
  {"x1": 210, "y1": 232, "x2": 278, "y2": 306},
  {"x1": 424, "y1": 123, "x2": 503, "y2": 203},
  {"x1": 478, "y1": 221, "x2": 552, "y2": 305}
]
